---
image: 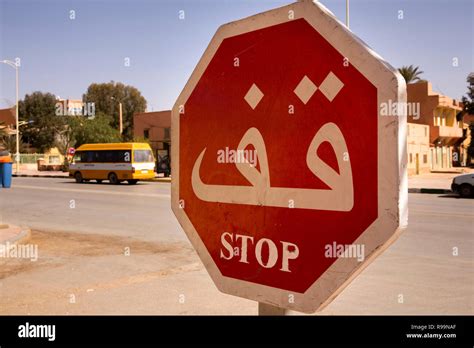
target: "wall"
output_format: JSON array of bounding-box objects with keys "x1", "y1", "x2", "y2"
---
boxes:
[
  {"x1": 407, "y1": 123, "x2": 430, "y2": 175},
  {"x1": 133, "y1": 110, "x2": 171, "y2": 156}
]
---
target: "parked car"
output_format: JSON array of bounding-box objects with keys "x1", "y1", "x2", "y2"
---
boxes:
[{"x1": 451, "y1": 173, "x2": 474, "y2": 198}]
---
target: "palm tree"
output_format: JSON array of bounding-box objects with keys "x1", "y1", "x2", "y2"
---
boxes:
[
  {"x1": 0, "y1": 133, "x2": 25, "y2": 154},
  {"x1": 398, "y1": 65, "x2": 424, "y2": 84}
]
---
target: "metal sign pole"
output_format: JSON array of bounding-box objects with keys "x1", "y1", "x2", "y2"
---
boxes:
[{"x1": 258, "y1": 302, "x2": 288, "y2": 316}]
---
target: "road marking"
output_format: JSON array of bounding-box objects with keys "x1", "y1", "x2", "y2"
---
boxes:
[{"x1": 13, "y1": 185, "x2": 171, "y2": 199}]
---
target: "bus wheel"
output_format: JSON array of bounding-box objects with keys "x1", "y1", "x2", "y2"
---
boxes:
[
  {"x1": 108, "y1": 172, "x2": 120, "y2": 185},
  {"x1": 74, "y1": 172, "x2": 83, "y2": 183},
  {"x1": 128, "y1": 180, "x2": 138, "y2": 185}
]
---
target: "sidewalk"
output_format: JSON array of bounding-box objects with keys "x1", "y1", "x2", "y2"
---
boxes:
[
  {"x1": 0, "y1": 223, "x2": 31, "y2": 248},
  {"x1": 12, "y1": 169, "x2": 171, "y2": 182},
  {"x1": 13, "y1": 169, "x2": 69, "y2": 178},
  {"x1": 408, "y1": 170, "x2": 474, "y2": 194},
  {"x1": 10, "y1": 169, "x2": 470, "y2": 190}
]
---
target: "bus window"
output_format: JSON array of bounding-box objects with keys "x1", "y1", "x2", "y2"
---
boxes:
[
  {"x1": 104, "y1": 151, "x2": 114, "y2": 163},
  {"x1": 85, "y1": 151, "x2": 95, "y2": 163},
  {"x1": 94, "y1": 151, "x2": 107, "y2": 162},
  {"x1": 134, "y1": 149, "x2": 153, "y2": 162},
  {"x1": 73, "y1": 152, "x2": 82, "y2": 163}
]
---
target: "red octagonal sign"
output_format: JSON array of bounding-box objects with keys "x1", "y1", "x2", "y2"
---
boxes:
[{"x1": 172, "y1": 0, "x2": 408, "y2": 313}]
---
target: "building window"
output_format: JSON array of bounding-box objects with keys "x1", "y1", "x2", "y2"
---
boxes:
[
  {"x1": 144, "y1": 129, "x2": 149, "y2": 139},
  {"x1": 423, "y1": 154, "x2": 427, "y2": 164},
  {"x1": 407, "y1": 126, "x2": 410, "y2": 136},
  {"x1": 424, "y1": 127, "x2": 427, "y2": 137},
  {"x1": 164, "y1": 127, "x2": 170, "y2": 140},
  {"x1": 409, "y1": 153, "x2": 412, "y2": 163}
]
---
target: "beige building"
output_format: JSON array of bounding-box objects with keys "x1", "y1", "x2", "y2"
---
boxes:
[
  {"x1": 133, "y1": 110, "x2": 171, "y2": 154},
  {"x1": 55, "y1": 99, "x2": 84, "y2": 115},
  {"x1": 407, "y1": 123, "x2": 430, "y2": 175},
  {"x1": 133, "y1": 110, "x2": 171, "y2": 175},
  {"x1": 407, "y1": 81, "x2": 464, "y2": 171}
]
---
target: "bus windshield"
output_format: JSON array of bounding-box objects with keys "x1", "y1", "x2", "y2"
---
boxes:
[{"x1": 134, "y1": 149, "x2": 153, "y2": 163}]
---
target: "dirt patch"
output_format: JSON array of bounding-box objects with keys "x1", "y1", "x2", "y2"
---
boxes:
[
  {"x1": 30, "y1": 230, "x2": 190, "y2": 257},
  {"x1": 0, "y1": 230, "x2": 192, "y2": 279}
]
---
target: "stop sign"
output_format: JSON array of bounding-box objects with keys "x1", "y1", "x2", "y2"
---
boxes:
[{"x1": 172, "y1": 0, "x2": 407, "y2": 313}]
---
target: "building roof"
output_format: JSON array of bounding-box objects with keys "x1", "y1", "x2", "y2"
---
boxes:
[
  {"x1": 133, "y1": 110, "x2": 171, "y2": 128},
  {"x1": 407, "y1": 81, "x2": 463, "y2": 110},
  {"x1": 0, "y1": 107, "x2": 15, "y2": 126}
]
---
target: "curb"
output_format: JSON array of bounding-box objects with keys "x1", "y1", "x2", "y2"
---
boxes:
[
  {"x1": 408, "y1": 188, "x2": 452, "y2": 194},
  {"x1": 13, "y1": 174, "x2": 70, "y2": 179},
  {"x1": 12, "y1": 174, "x2": 172, "y2": 182},
  {"x1": 12, "y1": 174, "x2": 172, "y2": 183},
  {"x1": 153, "y1": 178, "x2": 171, "y2": 183},
  {"x1": 0, "y1": 224, "x2": 32, "y2": 247},
  {"x1": 430, "y1": 170, "x2": 466, "y2": 174}
]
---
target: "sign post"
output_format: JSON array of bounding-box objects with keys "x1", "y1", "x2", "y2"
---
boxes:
[
  {"x1": 258, "y1": 303, "x2": 288, "y2": 316},
  {"x1": 172, "y1": 0, "x2": 407, "y2": 314}
]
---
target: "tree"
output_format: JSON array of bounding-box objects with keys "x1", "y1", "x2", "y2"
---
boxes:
[
  {"x1": 460, "y1": 73, "x2": 474, "y2": 116},
  {"x1": 0, "y1": 121, "x2": 7, "y2": 138},
  {"x1": 83, "y1": 81, "x2": 147, "y2": 141},
  {"x1": 0, "y1": 133, "x2": 26, "y2": 154},
  {"x1": 72, "y1": 112, "x2": 122, "y2": 147},
  {"x1": 132, "y1": 135, "x2": 151, "y2": 146},
  {"x1": 457, "y1": 73, "x2": 474, "y2": 166},
  {"x1": 0, "y1": 122, "x2": 26, "y2": 153},
  {"x1": 55, "y1": 116, "x2": 81, "y2": 167},
  {"x1": 398, "y1": 65, "x2": 424, "y2": 84},
  {"x1": 469, "y1": 124, "x2": 474, "y2": 159},
  {"x1": 19, "y1": 91, "x2": 65, "y2": 152}
]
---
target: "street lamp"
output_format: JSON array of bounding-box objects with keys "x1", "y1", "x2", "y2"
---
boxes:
[
  {"x1": 1, "y1": 59, "x2": 20, "y2": 174},
  {"x1": 346, "y1": 0, "x2": 350, "y2": 28},
  {"x1": 111, "y1": 96, "x2": 123, "y2": 134}
]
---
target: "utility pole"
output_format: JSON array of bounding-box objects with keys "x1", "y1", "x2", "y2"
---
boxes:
[
  {"x1": 119, "y1": 102, "x2": 123, "y2": 134},
  {"x1": 111, "y1": 96, "x2": 123, "y2": 135},
  {"x1": 1, "y1": 59, "x2": 20, "y2": 174},
  {"x1": 346, "y1": 0, "x2": 350, "y2": 28}
]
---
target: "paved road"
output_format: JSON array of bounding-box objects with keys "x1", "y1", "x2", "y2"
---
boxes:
[
  {"x1": 0, "y1": 177, "x2": 183, "y2": 243},
  {"x1": 0, "y1": 177, "x2": 472, "y2": 314}
]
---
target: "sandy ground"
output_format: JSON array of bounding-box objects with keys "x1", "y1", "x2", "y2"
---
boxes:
[{"x1": 0, "y1": 178, "x2": 472, "y2": 315}]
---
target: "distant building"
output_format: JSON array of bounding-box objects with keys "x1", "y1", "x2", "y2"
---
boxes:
[
  {"x1": 133, "y1": 110, "x2": 171, "y2": 175},
  {"x1": 0, "y1": 107, "x2": 15, "y2": 134},
  {"x1": 407, "y1": 123, "x2": 430, "y2": 175},
  {"x1": 55, "y1": 99, "x2": 84, "y2": 116},
  {"x1": 407, "y1": 81, "x2": 464, "y2": 171}
]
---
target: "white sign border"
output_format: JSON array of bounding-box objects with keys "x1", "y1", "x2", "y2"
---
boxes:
[{"x1": 171, "y1": 0, "x2": 408, "y2": 313}]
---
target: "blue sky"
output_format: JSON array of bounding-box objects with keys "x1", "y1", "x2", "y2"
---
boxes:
[{"x1": 0, "y1": 0, "x2": 473, "y2": 110}]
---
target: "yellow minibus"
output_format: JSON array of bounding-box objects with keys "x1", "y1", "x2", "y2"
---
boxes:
[{"x1": 69, "y1": 143, "x2": 155, "y2": 184}]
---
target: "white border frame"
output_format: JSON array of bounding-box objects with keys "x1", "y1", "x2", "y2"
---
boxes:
[{"x1": 171, "y1": 0, "x2": 407, "y2": 313}]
